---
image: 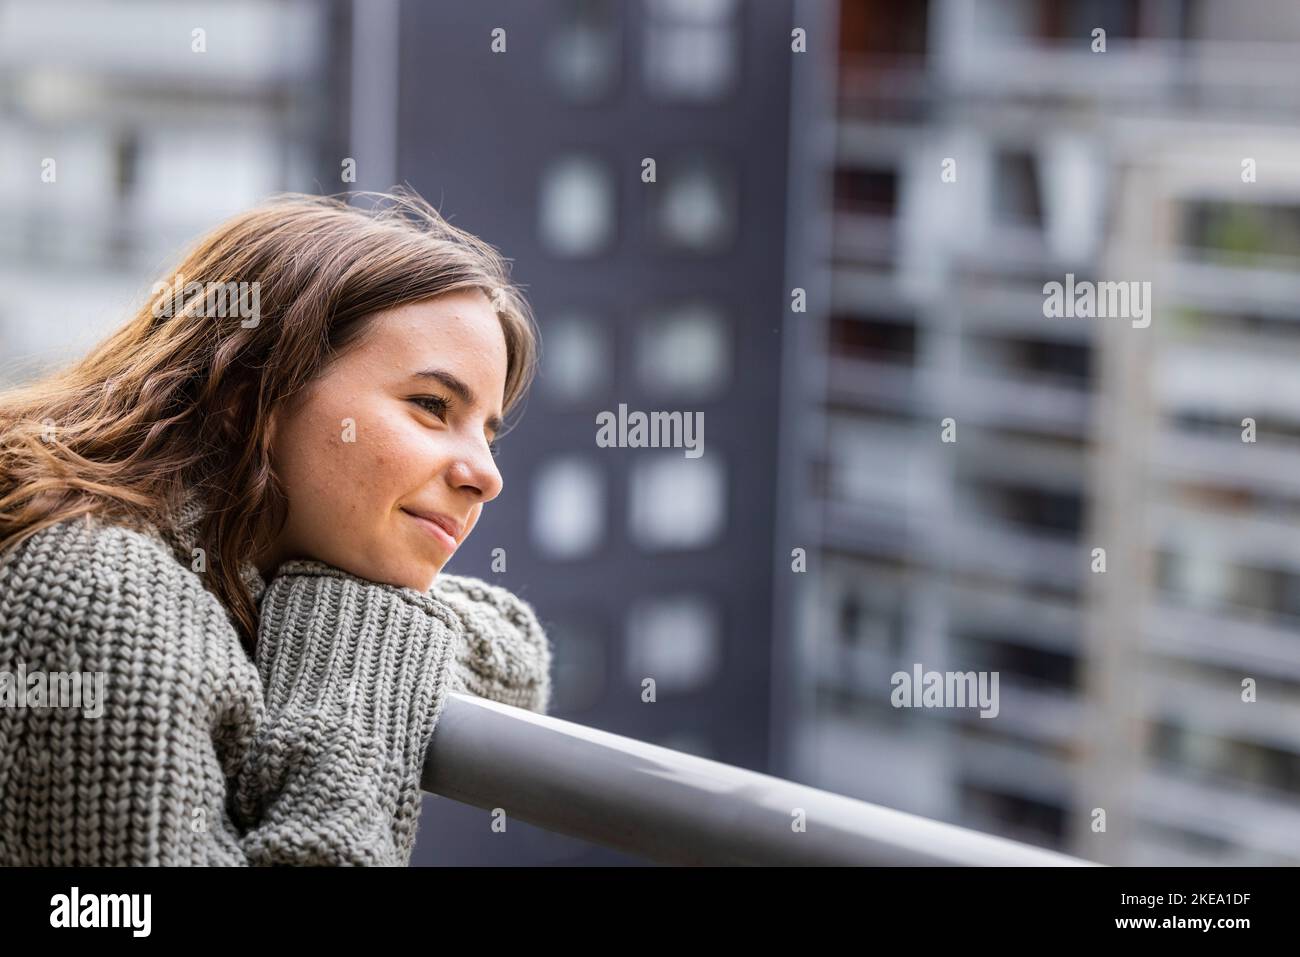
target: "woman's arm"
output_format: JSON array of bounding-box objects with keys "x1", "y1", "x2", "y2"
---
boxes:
[
  {"x1": 430, "y1": 572, "x2": 553, "y2": 715},
  {"x1": 230, "y1": 558, "x2": 463, "y2": 865},
  {"x1": 229, "y1": 567, "x2": 554, "y2": 863},
  {"x1": 0, "y1": 520, "x2": 463, "y2": 866}
]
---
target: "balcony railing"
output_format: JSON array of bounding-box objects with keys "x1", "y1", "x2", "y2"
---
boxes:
[{"x1": 421, "y1": 693, "x2": 1098, "y2": 866}]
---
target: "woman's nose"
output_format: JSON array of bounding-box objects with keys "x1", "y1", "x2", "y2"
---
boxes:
[{"x1": 448, "y1": 445, "x2": 503, "y2": 501}]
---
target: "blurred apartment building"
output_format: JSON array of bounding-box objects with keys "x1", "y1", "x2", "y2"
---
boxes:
[
  {"x1": 0, "y1": 0, "x2": 799, "y2": 867},
  {"x1": 0, "y1": 0, "x2": 341, "y2": 386},
  {"x1": 783, "y1": 0, "x2": 1300, "y2": 865},
  {"x1": 4, "y1": 0, "x2": 1299, "y2": 869},
  {"x1": 376, "y1": 0, "x2": 796, "y2": 865}
]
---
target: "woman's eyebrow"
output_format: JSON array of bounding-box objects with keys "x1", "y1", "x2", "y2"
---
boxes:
[{"x1": 412, "y1": 367, "x2": 503, "y2": 436}]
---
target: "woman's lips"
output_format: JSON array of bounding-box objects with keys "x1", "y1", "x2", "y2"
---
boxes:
[{"x1": 400, "y1": 508, "x2": 459, "y2": 551}]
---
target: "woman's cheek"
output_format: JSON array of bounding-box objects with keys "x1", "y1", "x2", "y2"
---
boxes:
[
  {"x1": 462, "y1": 504, "x2": 483, "y2": 541},
  {"x1": 368, "y1": 418, "x2": 424, "y2": 489}
]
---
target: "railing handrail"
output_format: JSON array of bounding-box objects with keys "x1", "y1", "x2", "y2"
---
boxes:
[{"x1": 421, "y1": 693, "x2": 1099, "y2": 866}]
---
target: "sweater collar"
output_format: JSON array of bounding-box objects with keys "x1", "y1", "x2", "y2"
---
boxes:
[{"x1": 157, "y1": 491, "x2": 268, "y2": 606}]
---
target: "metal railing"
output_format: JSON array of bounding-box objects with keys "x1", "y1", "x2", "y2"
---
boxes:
[{"x1": 421, "y1": 693, "x2": 1098, "y2": 866}]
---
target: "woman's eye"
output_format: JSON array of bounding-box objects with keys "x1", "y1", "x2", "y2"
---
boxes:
[
  {"x1": 412, "y1": 394, "x2": 450, "y2": 419},
  {"x1": 413, "y1": 394, "x2": 499, "y2": 456}
]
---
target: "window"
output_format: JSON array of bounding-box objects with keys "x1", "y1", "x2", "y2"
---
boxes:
[
  {"x1": 1034, "y1": 0, "x2": 1141, "y2": 41},
  {"x1": 832, "y1": 577, "x2": 906, "y2": 657},
  {"x1": 829, "y1": 313, "x2": 916, "y2": 364},
  {"x1": 1149, "y1": 720, "x2": 1300, "y2": 796},
  {"x1": 1182, "y1": 200, "x2": 1300, "y2": 262},
  {"x1": 543, "y1": 313, "x2": 610, "y2": 402},
  {"x1": 954, "y1": 633, "x2": 1078, "y2": 690},
  {"x1": 636, "y1": 302, "x2": 730, "y2": 398},
  {"x1": 625, "y1": 594, "x2": 722, "y2": 694},
  {"x1": 959, "y1": 782, "x2": 1067, "y2": 842},
  {"x1": 642, "y1": 0, "x2": 739, "y2": 101},
  {"x1": 833, "y1": 167, "x2": 898, "y2": 218},
  {"x1": 629, "y1": 453, "x2": 725, "y2": 550},
  {"x1": 531, "y1": 457, "x2": 606, "y2": 558},
  {"x1": 547, "y1": 0, "x2": 620, "y2": 102},
  {"x1": 980, "y1": 480, "x2": 1083, "y2": 536},
  {"x1": 651, "y1": 154, "x2": 737, "y2": 254},
  {"x1": 992, "y1": 149, "x2": 1044, "y2": 229},
  {"x1": 539, "y1": 155, "x2": 615, "y2": 257}
]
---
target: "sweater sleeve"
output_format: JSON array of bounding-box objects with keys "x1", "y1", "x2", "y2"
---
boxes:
[
  {"x1": 228, "y1": 558, "x2": 463, "y2": 865},
  {"x1": 429, "y1": 572, "x2": 553, "y2": 714}
]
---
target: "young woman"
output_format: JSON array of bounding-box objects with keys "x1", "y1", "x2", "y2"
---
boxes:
[{"x1": 0, "y1": 190, "x2": 551, "y2": 865}]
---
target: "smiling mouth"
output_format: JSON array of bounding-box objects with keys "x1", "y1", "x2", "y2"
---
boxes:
[{"x1": 400, "y1": 508, "x2": 459, "y2": 551}]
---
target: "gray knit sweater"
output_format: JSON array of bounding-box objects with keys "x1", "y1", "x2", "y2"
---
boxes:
[{"x1": 0, "y1": 499, "x2": 551, "y2": 866}]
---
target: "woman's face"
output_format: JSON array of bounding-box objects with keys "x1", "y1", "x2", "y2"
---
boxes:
[{"x1": 256, "y1": 288, "x2": 507, "y2": 592}]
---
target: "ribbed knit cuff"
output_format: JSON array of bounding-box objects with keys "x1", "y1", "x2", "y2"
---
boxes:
[
  {"x1": 254, "y1": 559, "x2": 462, "y2": 758},
  {"x1": 236, "y1": 559, "x2": 464, "y2": 862}
]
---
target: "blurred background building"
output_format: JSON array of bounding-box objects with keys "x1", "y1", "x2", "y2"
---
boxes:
[
  {"x1": 1, "y1": 0, "x2": 1298, "y2": 866},
  {"x1": 0, "y1": 0, "x2": 341, "y2": 380},
  {"x1": 792, "y1": 0, "x2": 1300, "y2": 867}
]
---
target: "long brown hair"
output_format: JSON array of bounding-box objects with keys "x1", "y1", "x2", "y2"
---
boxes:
[{"x1": 0, "y1": 188, "x2": 538, "y2": 655}]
